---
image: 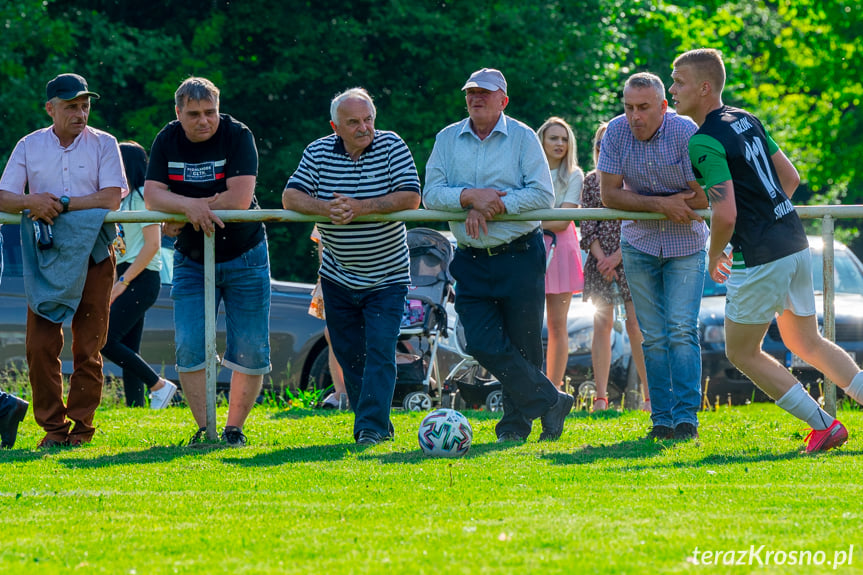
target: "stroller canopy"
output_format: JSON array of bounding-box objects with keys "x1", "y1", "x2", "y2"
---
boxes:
[{"x1": 406, "y1": 227, "x2": 453, "y2": 289}]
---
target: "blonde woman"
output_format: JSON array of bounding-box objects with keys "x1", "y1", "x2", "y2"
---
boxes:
[
  {"x1": 580, "y1": 123, "x2": 649, "y2": 412},
  {"x1": 537, "y1": 117, "x2": 584, "y2": 391}
]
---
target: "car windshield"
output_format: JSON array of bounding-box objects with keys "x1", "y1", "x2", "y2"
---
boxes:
[
  {"x1": 812, "y1": 249, "x2": 863, "y2": 295},
  {"x1": 701, "y1": 244, "x2": 863, "y2": 298}
]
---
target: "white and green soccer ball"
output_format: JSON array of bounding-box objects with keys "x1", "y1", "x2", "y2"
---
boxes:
[{"x1": 418, "y1": 408, "x2": 472, "y2": 458}]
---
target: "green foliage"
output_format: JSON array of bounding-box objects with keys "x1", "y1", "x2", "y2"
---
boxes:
[
  {"x1": 2, "y1": 0, "x2": 861, "y2": 279},
  {"x1": 0, "y1": 0, "x2": 73, "y2": 159}
]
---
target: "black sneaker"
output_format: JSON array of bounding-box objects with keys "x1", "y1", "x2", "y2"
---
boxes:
[
  {"x1": 221, "y1": 426, "x2": 247, "y2": 447},
  {"x1": 539, "y1": 392, "x2": 574, "y2": 441},
  {"x1": 0, "y1": 397, "x2": 29, "y2": 449},
  {"x1": 646, "y1": 425, "x2": 674, "y2": 440},
  {"x1": 496, "y1": 433, "x2": 526, "y2": 444},
  {"x1": 356, "y1": 429, "x2": 391, "y2": 446},
  {"x1": 189, "y1": 427, "x2": 208, "y2": 445},
  {"x1": 673, "y1": 422, "x2": 699, "y2": 440}
]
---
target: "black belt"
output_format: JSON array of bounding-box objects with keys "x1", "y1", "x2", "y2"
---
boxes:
[{"x1": 457, "y1": 228, "x2": 540, "y2": 257}]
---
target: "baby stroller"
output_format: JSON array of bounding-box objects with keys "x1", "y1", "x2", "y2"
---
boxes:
[
  {"x1": 437, "y1": 314, "x2": 503, "y2": 412},
  {"x1": 394, "y1": 227, "x2": 503, "y2": 412},
  {"x1": 393, "y1": 228, "x2": 454, "y2": 410}
]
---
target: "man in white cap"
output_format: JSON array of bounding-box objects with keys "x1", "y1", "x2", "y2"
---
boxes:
[
  {"x1": 424, "y1": 68, "x2": 574, "y2": 443},
  {"x1": 0, "y1": 73, "x2": 125, "y2": 448}
]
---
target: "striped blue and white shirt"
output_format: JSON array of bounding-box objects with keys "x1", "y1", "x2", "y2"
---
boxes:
[
  {"x1": 597, "y1": 110, "x2": 708, "y2": 258},
  {"x1": 287, "y1": 130, "x2": 421, "y2": 290}
]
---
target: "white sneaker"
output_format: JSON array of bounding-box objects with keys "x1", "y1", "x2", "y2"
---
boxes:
[{"x1": 149, "y1": 379, "x2": 177, "y2": 409}]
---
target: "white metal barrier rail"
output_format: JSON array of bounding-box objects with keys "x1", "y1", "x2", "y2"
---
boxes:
[{"x1": 3, "y1": 204, "x2": 862, "y2": 433}]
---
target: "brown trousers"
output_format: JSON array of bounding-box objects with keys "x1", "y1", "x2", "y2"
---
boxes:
[{"x1": 27, "y1": 253, "x2": 115, "y2": 443}]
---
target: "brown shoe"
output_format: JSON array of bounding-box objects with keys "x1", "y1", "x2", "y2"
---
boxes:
[{"x1": 37, "y1": 436, "x2": 68, "y2": 449}]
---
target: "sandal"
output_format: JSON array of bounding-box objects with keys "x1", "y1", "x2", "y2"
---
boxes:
[{"x1": 593, "y1": 397, "x2": 609, "y2": 412}]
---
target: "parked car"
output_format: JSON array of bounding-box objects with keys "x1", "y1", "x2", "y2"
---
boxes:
[
  {"x1": 699, "y1": 236, "x2": 863, "y2": 402},
  {"x1": 0, "y1": 224, "x2": 331, "y2": 394},
  {"x1": 542, "y1": 294, "x2": 637, "y2": 406}
]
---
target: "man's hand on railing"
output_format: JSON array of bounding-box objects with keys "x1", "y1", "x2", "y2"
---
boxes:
[{"x1": 657, "y1": 192, "x2": 704, "y2": 224}]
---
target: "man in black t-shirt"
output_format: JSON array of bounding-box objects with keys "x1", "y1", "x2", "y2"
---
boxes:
[
  {"x1": 670, "y1": 48, "x2": 863, "y2": 453},
  {"x1": 145, "y1": 77, "x2": 271, "y2": 447}
]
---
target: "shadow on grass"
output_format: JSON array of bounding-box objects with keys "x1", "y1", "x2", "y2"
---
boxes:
[
  {"x1": 269, "y1": 408, "x2": 337, "y2": 420},
  {"x1": 223, "y1": 436, "x2": 522, "y2": 467},
  {"x1": 542, "y1": 438, "x2": 863, "y2": 469},
  {"x1": 225, "y1": 442, "x2": 364, "y2": 466},
  {"x1": 53, "y1": 444, "x2": 216, "y2": 468},
  {"x1": 369, "y1": 439, "x2": 518, "y2": 465},
  {"x1": 542, "y1": 438, "x2": 670, "y2": 466}
]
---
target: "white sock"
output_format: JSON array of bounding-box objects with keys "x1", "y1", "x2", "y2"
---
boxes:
[
  {"x1": 843, "y1": 371, "x2": 863, "y2": 406},
  {"x1": 775, "y1": 383, "x2": 834, "y2": 430}
]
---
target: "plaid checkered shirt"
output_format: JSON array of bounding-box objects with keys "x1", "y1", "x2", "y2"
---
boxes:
[{"x1": 597, "y1": 110, "x2": 708, "y2": 257}]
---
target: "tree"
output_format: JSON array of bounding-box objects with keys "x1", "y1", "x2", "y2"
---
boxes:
[{"x1": 3, "y1": 0, "x2": 860, "y2": 278}]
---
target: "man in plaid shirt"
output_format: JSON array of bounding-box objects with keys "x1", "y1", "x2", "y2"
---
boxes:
[{"x1": 598, "y1": 72, "x2": 709, "y2": 441}]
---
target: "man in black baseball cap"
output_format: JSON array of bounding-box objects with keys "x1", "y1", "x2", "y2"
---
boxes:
[
  {"x1": 45, "y1": 73, "x2": 100, "y2": 102},
  {"x1": 0, "y1": 71, "x2": 125, "y2": 448}
]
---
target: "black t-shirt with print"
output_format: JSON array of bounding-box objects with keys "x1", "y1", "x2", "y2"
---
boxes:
[{"x1": 147, "y1": 113, "x2": 265, "y2": 263}]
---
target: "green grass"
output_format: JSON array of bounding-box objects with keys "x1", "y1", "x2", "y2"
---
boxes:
[{"x1": 2, "y1": 401, "x2": 863, "y2": 574}]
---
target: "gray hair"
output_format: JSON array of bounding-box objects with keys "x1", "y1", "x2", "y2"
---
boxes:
[
  {"x1": 330, "y1": 88, "x2": 376, "y2": 126},
  {"x1": 624, "y1": 72, "x2": 666, "y2": 102},
  {"x1": 175, "y1": 77, "x2": 220, "y2": 111}
]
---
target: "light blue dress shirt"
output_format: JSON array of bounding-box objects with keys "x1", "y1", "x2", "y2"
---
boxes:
[{"x1": 424, "y1": 113, "x2": 554, "y2": 247}]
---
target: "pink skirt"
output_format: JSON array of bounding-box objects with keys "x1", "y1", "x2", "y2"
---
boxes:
[{"x1": 545, "y1": 222, "x2": 584, "y2": 295}]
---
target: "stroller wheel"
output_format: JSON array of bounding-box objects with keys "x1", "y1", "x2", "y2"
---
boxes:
[
  {"x1": 403, "y1": 391, "x2": 432, "y2": 411},
  {"x1": 485, "y1": 389, "x2": 503, "y2": 412}
]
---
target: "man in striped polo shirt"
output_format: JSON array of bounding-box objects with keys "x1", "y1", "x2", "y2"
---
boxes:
[
  {"x1": 282, "y1": 88, "x2": 421, "y2": 446},
  {"x1": 598, "y1": 72, "x2": 709, "y2": 441}
]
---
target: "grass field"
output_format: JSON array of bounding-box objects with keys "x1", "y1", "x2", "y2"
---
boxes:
[{"x1": 2, "y1": 399, "x2": 863, "y2": 574}]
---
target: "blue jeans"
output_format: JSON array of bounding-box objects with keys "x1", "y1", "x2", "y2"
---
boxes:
[
  {"x1": 621, "y1": 241, "x2": 705, "y2": 428},
  {"x1": 450, "y1": 231, "x2": 559, "y2": 439},
  {"x1": 321, "y1": 278, "x2": 407, "y2": 439},
  {"x1": 171, "y1": 239, "x2": 271, "y2": 374}
]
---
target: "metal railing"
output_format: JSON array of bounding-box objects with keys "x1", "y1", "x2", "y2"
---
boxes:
[{"x1": 4, "y1": 204, "x2": 862, "y2": 434}]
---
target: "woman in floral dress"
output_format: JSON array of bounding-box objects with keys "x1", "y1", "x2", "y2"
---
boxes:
[{"x1": 580, "y1": 124, "x2": 650, "y2": 412}]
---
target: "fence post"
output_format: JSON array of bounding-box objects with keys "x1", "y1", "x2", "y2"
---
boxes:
[
  {"x1": 821, "y1": 215, "x2": 837, "y2": 416},
  {"x1": 204, "y1": 232, "x2": 218, "y2": 440}
]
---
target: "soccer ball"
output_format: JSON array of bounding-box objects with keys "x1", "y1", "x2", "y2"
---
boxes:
[{"x1": 418, "y1": 408, "x2": 472, "y2": 458}]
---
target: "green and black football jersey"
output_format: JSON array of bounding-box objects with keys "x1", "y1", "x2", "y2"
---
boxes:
[{"x1": 689, "y1": 106, "x2": 808, "y2": 267}]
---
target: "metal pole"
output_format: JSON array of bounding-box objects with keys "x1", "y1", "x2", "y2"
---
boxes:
[
  {"x1": 822, "y1": 216, "x2": 837, "y2": 416},
  {"x1": 204, "y1": 232, "x2": 218, "y2": 440}
]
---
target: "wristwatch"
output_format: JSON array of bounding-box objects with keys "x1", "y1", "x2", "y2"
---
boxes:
[{"x1": 59, "y1": 195, "x2": 70, "y2": 213}]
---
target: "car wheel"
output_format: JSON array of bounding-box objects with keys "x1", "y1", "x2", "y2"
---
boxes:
[
  {"x1": 577, "y1": 380, "x2": 596, "y2": 401},
  {"x1": 306, "y1": 345, "x2": 332, "y2": 394}
]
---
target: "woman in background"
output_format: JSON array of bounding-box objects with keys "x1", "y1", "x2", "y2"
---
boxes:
[
  {"x1": 101, "y1": 142, "x2": 177, "y2": 408},
  {"x1": 310, "y1": 225, "x2": 348, "y2": 409},
  {"x1": 537, "y1": 117, "x2": 584, "y2": 392},
  {"x1": 580, "y1": 124, "x2": 649, "y2": 412}
]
